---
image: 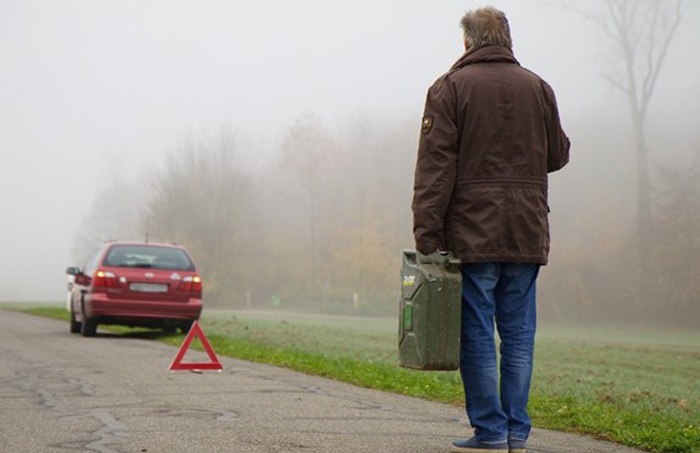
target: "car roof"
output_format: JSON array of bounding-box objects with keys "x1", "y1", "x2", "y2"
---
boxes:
[{"x1": 104, "y1": 241, "x2": 188, "y2": 249}]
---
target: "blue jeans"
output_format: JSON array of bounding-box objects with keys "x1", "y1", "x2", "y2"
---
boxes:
[{"x1": 459, "y1": 262, "x2": 539, "y2": 443}]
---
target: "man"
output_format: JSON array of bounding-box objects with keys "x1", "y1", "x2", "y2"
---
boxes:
[{"x1": 412, "y1": 7, "x2": 570, "y2": 453}]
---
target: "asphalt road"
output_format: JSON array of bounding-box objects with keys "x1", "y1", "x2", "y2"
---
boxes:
[{"x1": 0, "y1": 310, "x2": 647, "y2": 453}]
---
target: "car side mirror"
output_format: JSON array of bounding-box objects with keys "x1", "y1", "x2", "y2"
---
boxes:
[{"x1": 66, "y1": 266, "x2": 81, "y2": 276}]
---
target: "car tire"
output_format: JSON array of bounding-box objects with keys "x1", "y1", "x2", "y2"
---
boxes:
[
  {"x1": 81, "y1": 317, "x2": 98, "y2": 337},
  {"x1": 80, "y1": 301, "x2": 98, "y2": 337},
  {"x1": 179, "y1": 320, "x2": 194, "y2": 334},
  {"x1": 69, "y1": 305, "x2": 81, "y2": 334}
]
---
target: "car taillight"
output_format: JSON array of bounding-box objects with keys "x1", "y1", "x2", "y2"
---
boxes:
[
  {"x1": 178, "y1": 275, "x2": 202, "y2": 292},
  {"x1": 93, "y1": 270, "x2": 119, "y2": 288}
]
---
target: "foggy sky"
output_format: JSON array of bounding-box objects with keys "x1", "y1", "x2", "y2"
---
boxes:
[{"x1": 1, "y1": 0, "x2": 698, "y2": 301}]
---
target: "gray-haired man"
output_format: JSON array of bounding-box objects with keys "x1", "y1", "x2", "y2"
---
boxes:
[{"x1": 412, "y1": 6, "x2": 570, "y2": 453}]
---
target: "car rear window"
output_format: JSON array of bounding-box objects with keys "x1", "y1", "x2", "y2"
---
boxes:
[{"x1": 103, "y1": 245, "x2": 195, "y2": 271}]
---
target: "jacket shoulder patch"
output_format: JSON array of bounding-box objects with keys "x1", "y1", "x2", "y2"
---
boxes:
[{"x1": 421, "y1": 115, "x2": 434, "y2": 134}]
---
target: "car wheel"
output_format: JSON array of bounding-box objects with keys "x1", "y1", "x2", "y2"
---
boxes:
[
  {"x1": 179, "y1": 320, "x2": 194, "y2": 334},
  {"x1": 69, "y1": 305, "x2": 81, "y2": 334},
  {"x1": 80, "y1": 301, "x2": 98, "y2": 337},
  {"x1": 81, "y1": 317, "x2": 98, "y2": 337}
]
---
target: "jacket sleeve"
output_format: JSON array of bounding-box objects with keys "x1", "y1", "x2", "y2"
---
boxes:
[
  {"x1": 541, "y1": 80, "x2": 570, "y2": 173},
  {"x1": 412, "y1": 77, "x2": 460, "y2": 255}
]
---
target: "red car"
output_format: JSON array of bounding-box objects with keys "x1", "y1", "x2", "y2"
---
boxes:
[{"x1": 66, "y1": 242, "x2": 203, "y2": 337}]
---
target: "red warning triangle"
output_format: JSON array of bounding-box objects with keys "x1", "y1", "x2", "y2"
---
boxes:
[{"x1": 169, "y1": 321, "x2": 223, "y2": 371}]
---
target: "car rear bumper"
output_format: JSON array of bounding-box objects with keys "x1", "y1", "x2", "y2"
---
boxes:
[{"x1": 85, "y1": 294, "x2": 202, "y2": 322}]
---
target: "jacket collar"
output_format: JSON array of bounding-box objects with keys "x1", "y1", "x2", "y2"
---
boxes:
[{"x1": 449, "y1": 45, "x2": 519, "y2": 72}]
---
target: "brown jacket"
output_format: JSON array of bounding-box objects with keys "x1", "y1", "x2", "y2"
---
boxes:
[{"x1": 412, "y1": 45, "x2": 570, "y2": 264}]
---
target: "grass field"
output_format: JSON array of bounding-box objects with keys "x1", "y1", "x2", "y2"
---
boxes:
[{"x1": 4, "y1": 304, "x2": 698, "y2": 453}]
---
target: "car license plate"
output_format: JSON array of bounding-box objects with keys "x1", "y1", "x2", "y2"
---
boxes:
[{"x1": 130, "y1": 283, "x2": 168, "y2": 293}]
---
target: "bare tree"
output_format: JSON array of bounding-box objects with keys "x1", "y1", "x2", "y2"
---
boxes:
[
  {"x1": 259, "y1": 115, "x2": 416, "y2": 312},
  {"x1": 148, "y1": 128, "x2": 256, "y2": 305},
  {"x1": 651, "y1": 145, "x2": 700, "y2": 324},
  {"x1": 279, "y1": 113, "x2": 338, "y2": 293},
  {"x1": 598, "y1": 0, "x2": 683, "y2": 260}
]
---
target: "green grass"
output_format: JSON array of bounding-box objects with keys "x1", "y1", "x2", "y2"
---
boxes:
[
  {"x1": 531, "y1": 338, "x2": 698, "y2": 452},
  {"x1": 5, "y1": 304, "x2": 699, "y2": 453}
]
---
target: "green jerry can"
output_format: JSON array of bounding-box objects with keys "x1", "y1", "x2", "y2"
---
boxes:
[{"x1": 398, "y1": 249, "x2": 462, "y2": 371}]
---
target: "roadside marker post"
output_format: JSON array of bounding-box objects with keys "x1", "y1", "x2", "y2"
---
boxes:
[{"x1": 169, "y1": 321, "x2": 223, "y2": 372}]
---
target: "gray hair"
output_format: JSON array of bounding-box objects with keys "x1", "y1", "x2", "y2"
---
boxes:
[{"x1": 460, "y1": 7, "x2": 513, "y2": 51}]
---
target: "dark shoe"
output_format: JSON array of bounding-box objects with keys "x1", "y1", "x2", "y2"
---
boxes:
[
  {"x1": 451, "y1": 437, "x2": 508, "y2": 453},
  {"x1": 508, "y1": 438, "x2": 527, "y2": 453}
]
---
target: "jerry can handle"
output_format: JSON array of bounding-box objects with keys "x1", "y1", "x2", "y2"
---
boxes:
[
  {"x1": 402, "y1": 249, "x2": 418, "y2": 265},
  {"x1": 417, "y1": 250, "x2": 451, "y2": 265}
]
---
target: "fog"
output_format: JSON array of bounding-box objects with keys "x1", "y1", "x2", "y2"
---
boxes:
[{"x1": 1, "y1": 1, "x2": 699, "y2": 325}]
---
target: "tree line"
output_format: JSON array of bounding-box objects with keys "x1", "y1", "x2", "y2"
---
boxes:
[
  {"x1": 72, "y1": 116, "x2": 417, "y2": 316},
  {"x1": 71, "y1": 111, "x2": 699, "y2": 326}
]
